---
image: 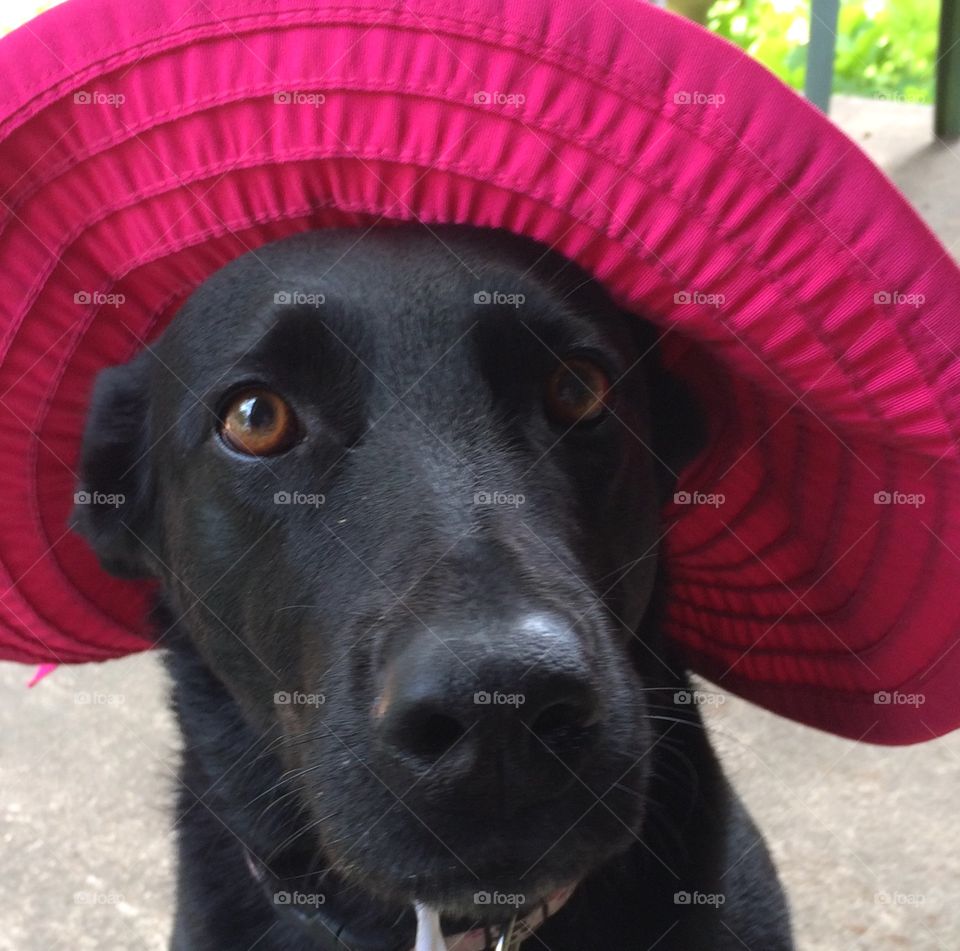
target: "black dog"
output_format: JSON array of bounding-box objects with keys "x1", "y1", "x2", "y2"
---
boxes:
[{"x1": 73, "y1": 226, "x2": 793, "y2": 950}]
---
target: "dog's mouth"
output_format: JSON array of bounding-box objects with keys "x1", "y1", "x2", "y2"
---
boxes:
[
  {"x1": 411, "y1": 886, "x2": 577, "y2": 950},
  {"x1": 246, "y1": 848, "x2": 578, "y2": 950}
]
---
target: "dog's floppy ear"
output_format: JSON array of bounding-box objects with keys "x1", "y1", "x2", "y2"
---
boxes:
[{"x1": 72, "y1": 353, "x2": 159, "y2": 579}]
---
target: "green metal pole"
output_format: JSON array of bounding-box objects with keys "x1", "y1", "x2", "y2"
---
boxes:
[
  {"x1": 806, "y1": 0, "x2": 841, "y2": 113},
  {"x1": 936, "y1": 0, "x2": 960, "y2": 139}
]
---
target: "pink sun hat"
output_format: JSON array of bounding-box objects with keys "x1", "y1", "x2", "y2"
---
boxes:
[{"x1": 1, "y1": 0, "x2": 959, "y2": 744}]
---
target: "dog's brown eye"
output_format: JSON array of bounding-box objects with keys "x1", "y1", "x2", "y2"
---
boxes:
[
  {"x1": 544, "y1": 357, "x2": 611, "y2": 425},
  {"x1": 219, "y1": 388, "x2": 298, "y2": 456}
]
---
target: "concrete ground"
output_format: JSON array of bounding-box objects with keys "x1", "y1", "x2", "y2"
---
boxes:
[{"x1": 2, "y1": 95, "x2": 959, "y2": 950}]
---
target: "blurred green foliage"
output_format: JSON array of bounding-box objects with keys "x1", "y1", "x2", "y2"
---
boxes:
[{"x1": 705, "y1": 0, "x2": 938, "y2": 103}]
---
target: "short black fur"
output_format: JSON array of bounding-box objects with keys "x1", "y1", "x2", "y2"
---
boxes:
[{"x1": 73, "y1": 226, "x2": 793, "y2": 950}]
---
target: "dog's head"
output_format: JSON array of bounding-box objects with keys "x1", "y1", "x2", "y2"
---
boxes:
[{"x1": 74, "y1": 226, "x2": 704, "y2": 930}]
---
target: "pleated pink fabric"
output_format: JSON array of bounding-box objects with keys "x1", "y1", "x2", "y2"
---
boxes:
[{"x1": 1, "y1": 0, "x2": 959, "y2": 743}]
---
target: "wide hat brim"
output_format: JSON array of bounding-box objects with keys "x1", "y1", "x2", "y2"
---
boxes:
[{"x1": 2, "y1": 0, "x2": 959, "y2": 744}]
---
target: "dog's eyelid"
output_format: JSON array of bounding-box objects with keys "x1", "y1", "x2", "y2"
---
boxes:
[
  {"x1": 557, "y1": 346, "x2": 621, "y2": 383},
  {"x1": 213, "y1": 379, "x2": 283, "y2": 416}
]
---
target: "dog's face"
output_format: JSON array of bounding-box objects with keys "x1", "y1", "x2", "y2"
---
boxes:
[{"x1": 75, "y1": 227, "x2": 702, "y2": 926}]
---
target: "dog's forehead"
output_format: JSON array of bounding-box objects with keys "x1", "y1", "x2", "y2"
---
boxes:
[{"x1": 155, "y1": 227, "x2": 611, "y2": 378}]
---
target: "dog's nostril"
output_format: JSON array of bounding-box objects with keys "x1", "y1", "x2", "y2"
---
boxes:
[{"x1": 392, "y1": 707, "x2": 467, "y2": 761}]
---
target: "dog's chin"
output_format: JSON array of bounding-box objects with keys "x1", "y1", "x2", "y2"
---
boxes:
[
  {"x1": 328, "y1": 861, "x2": 583, "y2": 938},
  {"x1": 320, "y1": 804, "x2": 643, "y2": 926},
  {"x1": 271, "y1": 858, "x2": 581, "y2": 951}
]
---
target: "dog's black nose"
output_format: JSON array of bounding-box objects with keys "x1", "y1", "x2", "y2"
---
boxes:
[{"x1": 375, "y1": 612, "x2": 601, "y2": 809}]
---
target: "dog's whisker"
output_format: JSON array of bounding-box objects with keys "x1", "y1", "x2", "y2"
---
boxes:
[
  {"x1": 264, "y1": 813, "x2": 337, "y2": 865},
  {"x1": 245, "y1": 760, "x2": 326, "y2": 808},
  {"x1": 251, "y1": 781, "x2": 313, "y2": 826}
]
